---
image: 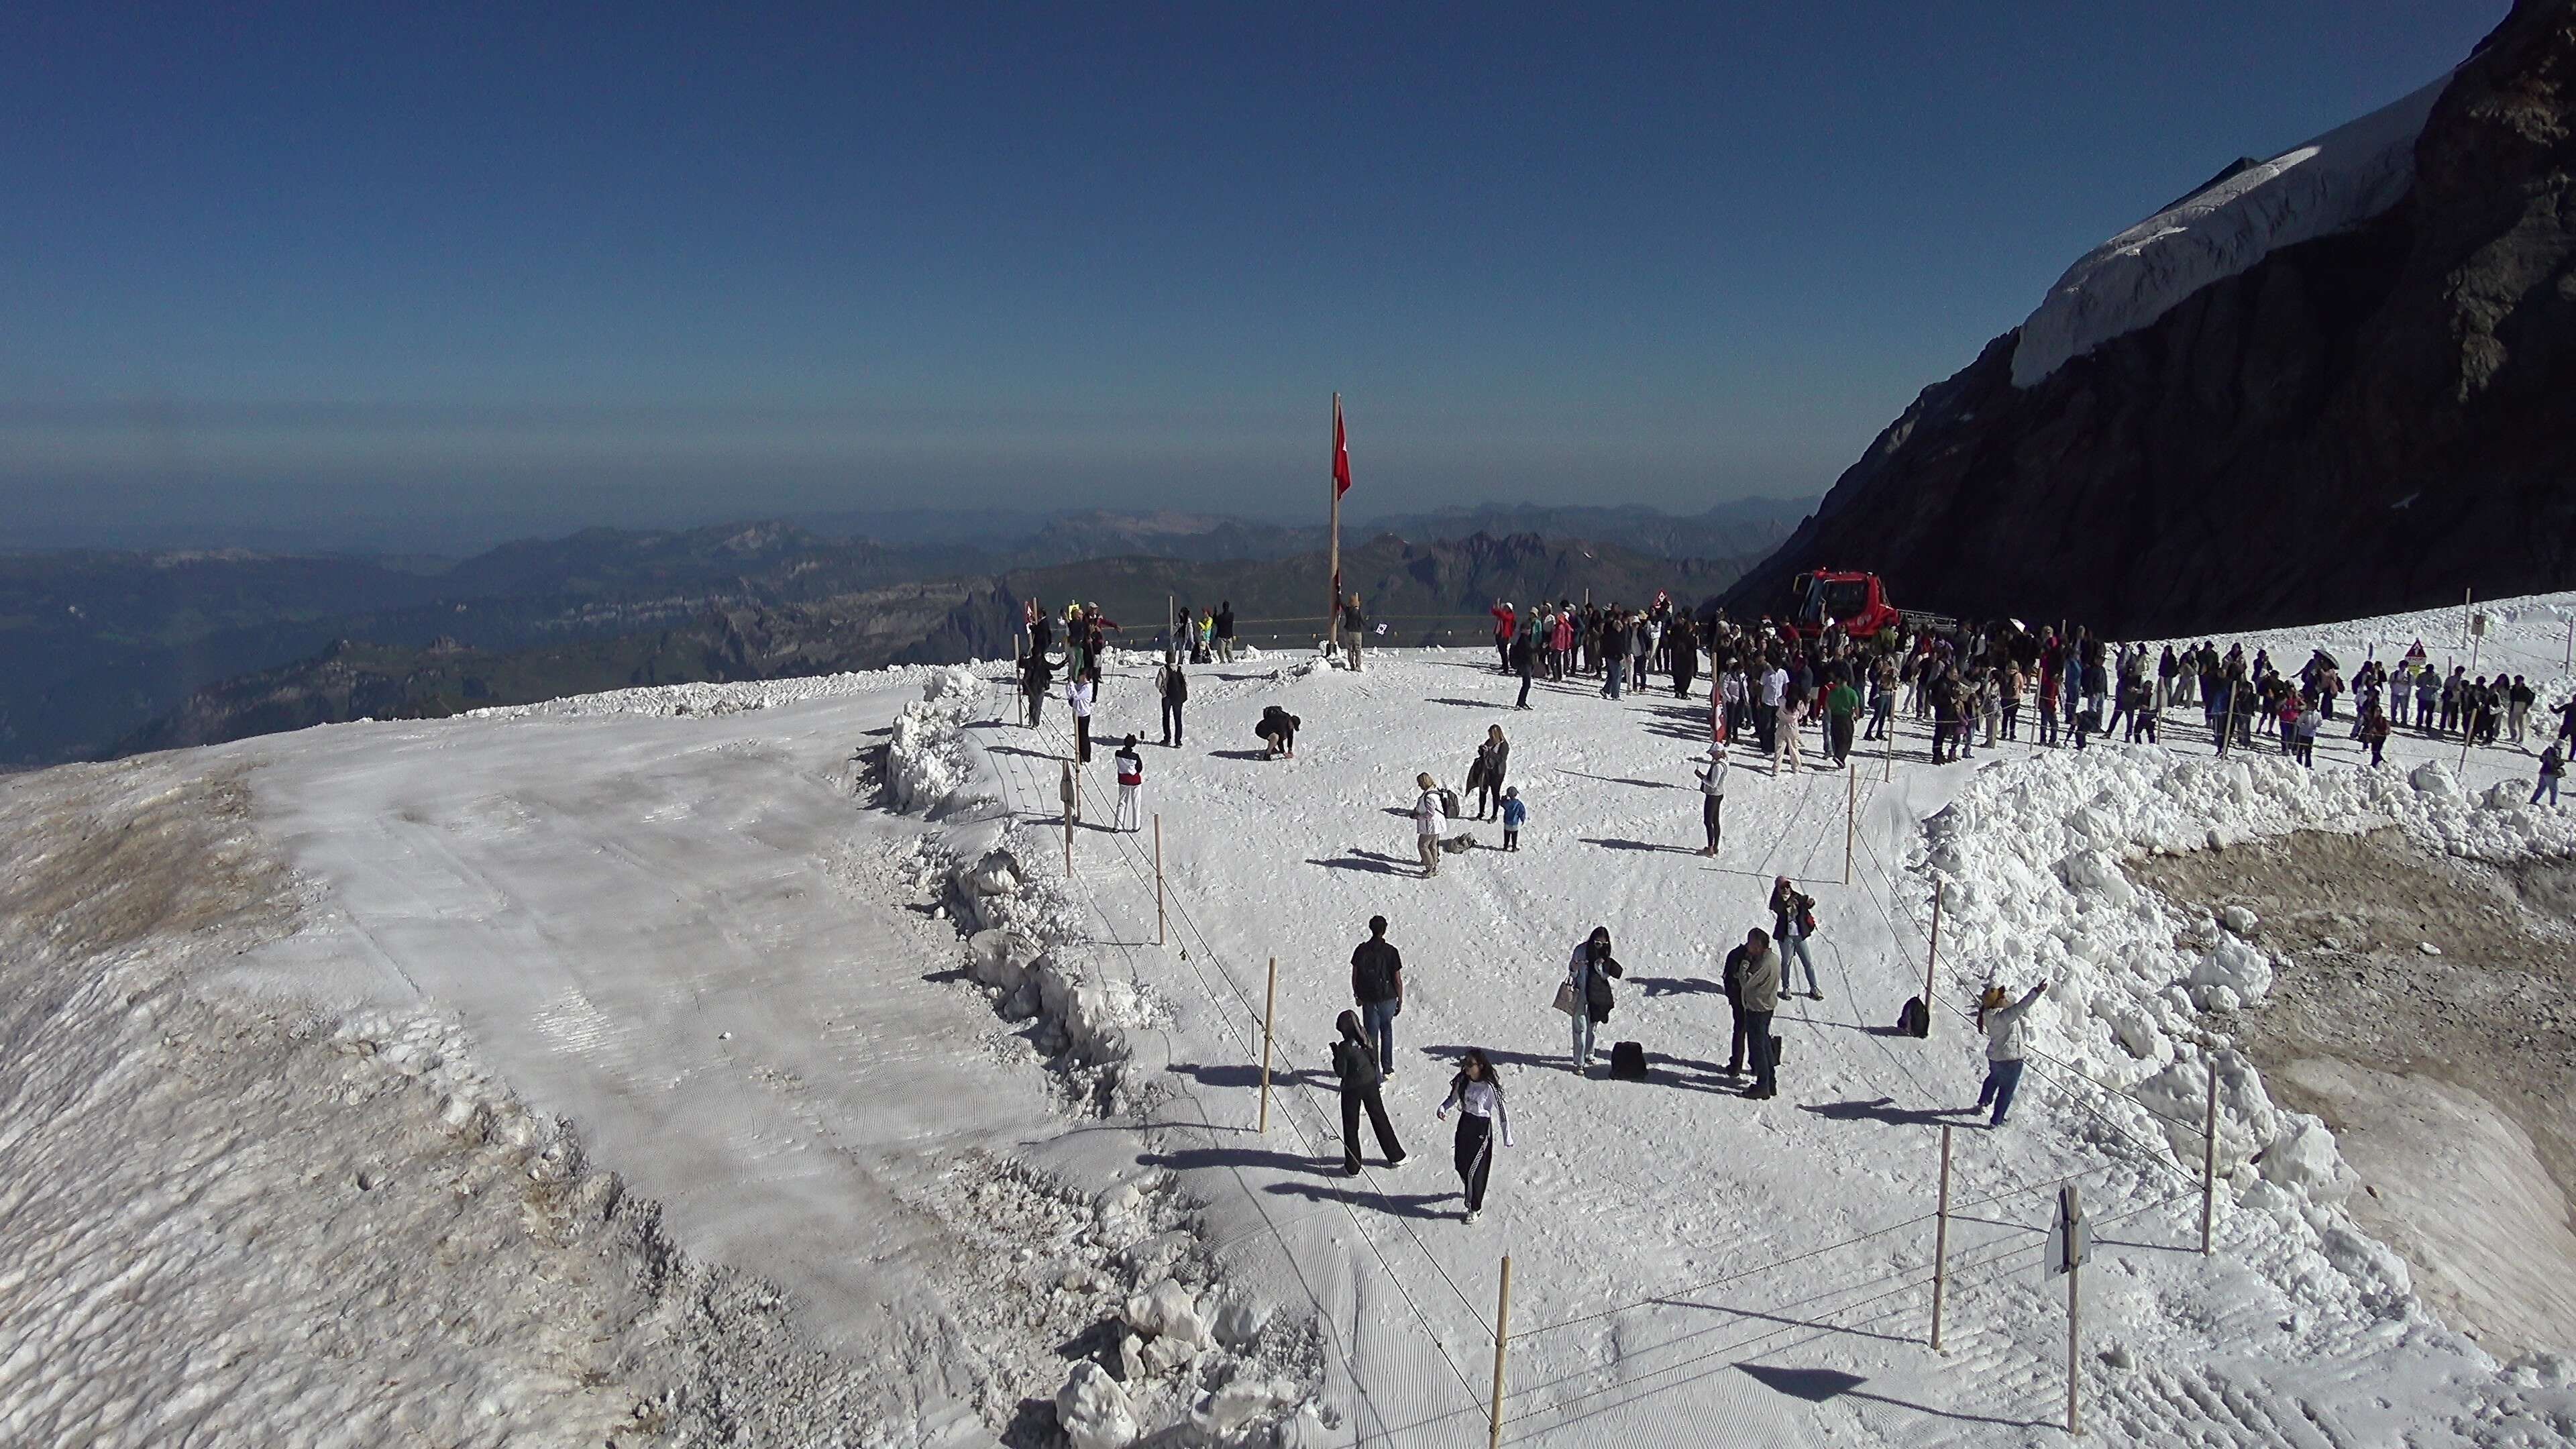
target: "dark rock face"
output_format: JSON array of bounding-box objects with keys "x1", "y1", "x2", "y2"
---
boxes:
[{"x1": 1725, "y1": 0, "x2": 2576, "y2": 638}]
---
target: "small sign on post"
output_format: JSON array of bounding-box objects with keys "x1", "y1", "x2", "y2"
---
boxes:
[{"x1": 2046, "y1": 1181, "x2": 2092, "y2": 1435}]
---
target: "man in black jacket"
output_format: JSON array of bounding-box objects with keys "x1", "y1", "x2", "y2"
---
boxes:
[
  {"x1": 1159, "y1": 654, "x2": 1189, "y2": 747},
  {"x1": 1214, "y1": 601, "x2": 1236, "y2": 663},
  {"x1": 1350, "y1": 916, "x2": 1404, "y2": 1079}
]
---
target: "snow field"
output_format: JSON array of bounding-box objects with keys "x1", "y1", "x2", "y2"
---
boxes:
[{"x1": 892, "y1": 599, "x2": 2576, "y2": 1446}]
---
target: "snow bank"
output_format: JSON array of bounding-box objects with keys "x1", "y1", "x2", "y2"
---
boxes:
[
  {"x1": 2010, "y1": 74, "x2": 2449, "y2": 388},
  {"x1": 885, "y1": 666, "x2": 1000, "y2": 817},
  {"x1": 1923, "y1": 740, "x2": 2576, "y2": 1339}
]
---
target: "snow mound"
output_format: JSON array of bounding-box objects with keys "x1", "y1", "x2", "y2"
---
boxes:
[
  {"x1": 2010, "y1": 74, "x2": 2449, "y2": 388},
  {"x1": 886, "y1": 666, "x2": 996, "y2": 816}
]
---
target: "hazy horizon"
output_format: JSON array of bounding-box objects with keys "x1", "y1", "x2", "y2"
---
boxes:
[{"x1": 1, "y1": 4, "x2": 2500, "y2": 555}]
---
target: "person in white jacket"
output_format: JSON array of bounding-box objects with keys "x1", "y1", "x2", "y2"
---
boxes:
[
  {"x1": 1413, "y1": 773, "x2": 1446, "y2": 878},
  {"x1": 1695, "y1": 741, "x2": 1729, "y2": 855},
  {"x1": 1976, "y1": 981, "x2": 2049, "y2": 1126},
  {"x1": 1067, "y1": 671, "x2": 1096, "y2": 764},
  {"x1": 1435, "y1": 1049, "x2": 1512, "y2": 1224}
]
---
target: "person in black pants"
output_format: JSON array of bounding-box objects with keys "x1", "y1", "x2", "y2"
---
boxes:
[
  {"x1": 1158, "y1": 654, "x2": 1188, "y2": 747},
  {"x1": 1727, "y1": 927, "x2": 1781, "y2": 1097},
  {"x1": 1511, "y1": 629, "x2": 1537, "y2": 710},
  {"x1": 1331, "y1": 1010, "x2": 1405, "y2": 1175},
  {"x1": 1435, "y1": 1050, "x2": 1512, "y2": 1224}
]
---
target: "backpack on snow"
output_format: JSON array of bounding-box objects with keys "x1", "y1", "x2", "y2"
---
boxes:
[
  {"x1": 1897, "y1": 997, "x2": 1930, "y2": 1038},
  {"x1": 1609, "y1": 1041, "x2": 1648, "y2": 1080}
]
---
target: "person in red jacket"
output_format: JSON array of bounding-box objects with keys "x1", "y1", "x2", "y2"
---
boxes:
[{"x1": 1491, "y1": 599, "x2": 1517, "y2": 674}]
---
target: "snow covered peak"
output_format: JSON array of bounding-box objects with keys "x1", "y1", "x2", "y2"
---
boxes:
[{"x1": 2009, "y1": 74, "x2": 2452, "y2": 389}]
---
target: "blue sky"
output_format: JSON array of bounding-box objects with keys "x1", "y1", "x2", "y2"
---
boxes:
[{"x1": 0, "y1": 3, "x2": 2502, "y2": 551}]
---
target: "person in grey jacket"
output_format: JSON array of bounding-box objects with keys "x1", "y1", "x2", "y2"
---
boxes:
[
  {"x1": 1976, "y1": 981, "x2": 2049, "y2": 1126},
  {"x1": 1566, "y1": 926, "x2": 1621, "y2": 1073},
  {"x1": 1331, "y1": 1010, "x2": 1405, "y2": 1175},
  {"x1": 1733, "y1": 927, "x2": 1781, "y2": 1099}
]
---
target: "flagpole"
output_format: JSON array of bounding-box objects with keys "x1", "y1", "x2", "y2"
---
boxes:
[{"x1": 1328, "y1": 392, "x2": 1343, "y2": 653}]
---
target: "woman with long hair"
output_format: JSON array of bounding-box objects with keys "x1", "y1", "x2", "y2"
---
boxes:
[{"x1": 1434, "y1": 1049, "x2": 1513, "y2": 1224}]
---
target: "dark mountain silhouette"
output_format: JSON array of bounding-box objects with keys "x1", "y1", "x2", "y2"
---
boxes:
[{"x1": 1725, "y1": 0, "x2": 2576, "y2": 637}]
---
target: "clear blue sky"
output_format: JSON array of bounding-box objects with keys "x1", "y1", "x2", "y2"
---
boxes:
[{"x1": 0, "y1": 2, "x2": 2503, "y2": 552}]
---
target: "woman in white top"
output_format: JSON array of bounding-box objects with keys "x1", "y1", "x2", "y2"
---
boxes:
[
  {"x1": 1435, "y1": 1049, "x2": 1513, "y2": 1223},
  {"x1": 1067, "y1": 670, "x2": 1096, "y2": 763},
  {"x1": 1695, "y1": 741, "x2": 1729, "y2": 856},
  {"x1": 1976, "y1": 981, "x2": 2049, "y2": 1126}
]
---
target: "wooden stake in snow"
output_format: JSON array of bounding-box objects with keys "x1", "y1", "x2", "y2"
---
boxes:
[
  {"x1": 1154, "y1": 814, "x2": 1166, "y2": 947},
  {"x1": 1843, "y1": 759, "x2": 1857, "y2": 885},
  {"x1": 2200, "y1": 1066, "x2": 2220, "y2": 1256},
  {"x1": 1931, "y1": 1122, "x2": 1953, "y2": 1352},
  {"x1": 1488, "y1": 1255, "x2": 1515, "y2": 1449},
  {"x1": 1061, "y1": 760, "x2": 1076, "y2": 875},
  {"x1": 2047, "y1": 1181, "x2": 2092, "y2": 1436},
  {"x1": 1256, "y1": 957, "x2": 1278, "y2": 1135},
  {"x1": 1921, "y1": 882, "x2": 1944, "y2": 1027}
]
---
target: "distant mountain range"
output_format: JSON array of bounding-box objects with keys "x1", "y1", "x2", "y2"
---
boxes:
[{"x1": 2, "y1": 499, "x2": 1810, "y2": 765}]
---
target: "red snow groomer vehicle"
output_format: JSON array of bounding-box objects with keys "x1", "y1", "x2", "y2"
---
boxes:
[{"x1": 1786, "y1": 570, "x2": 1951, "y2": 641}]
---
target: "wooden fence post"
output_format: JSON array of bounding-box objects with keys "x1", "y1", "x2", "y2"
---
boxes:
[
  {"x1": 2067, "y1": 1183, "x2": 2084, "y2": 1436},
  {"x1": 1488, "y1": 1255, "x2": 1515, "y2": 1449},
  {"x1": 2200, "y1": 1067, "x2": 2220, "y2": 1256},
  {"x1": 1061, "y1": 760, "x2": 1075, "y2": 875},
  {"x1": 1155, "y1": 814, "x2": 1166, "y2": 947},
  {"x1": 1256, "y1": 958, "x2": 1278, "y2": 1134},
  {"x1": 1921, "y1": 882, "x2": 1944, "y2": 1028},
  {"x1": 1931, "y1": 1123, "x2": 1953, "y2": 1352},
  {"x1": 1844, "y1": 756, "x2": 1858, "y2": 885}
]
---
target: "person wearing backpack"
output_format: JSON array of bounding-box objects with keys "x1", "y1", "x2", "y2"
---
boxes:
[
  {"x1": 1331, "y1": 1010, "x2": 1406, "y2": 1175},
  {"x1": 1976, "y1": 981, "x2": 2049, "y2": 1126},
  {"x1": 1157, "y1": 653, "x2": 1189, "y2": 747},
  {"x1": 1769, "y1": 876, "x2": 1822, "y2": 1000},
  {"x1": 1434, "y1": 1049, "x2": 1512, "y2": 1224},
  {"x1": 1112, "y1": 735, "x2": 1144, "y2": 832},
  {"x1": 1413, "y1": 773, "x2": 1448, "y2": 878},
  {"x1": 2535, "y1": 743, "x2": 2565, "y2": 808},
  {"x1": 1734, "y1": 927, "x2": 1781, "y2": 1098},
  {"x1": 1566, "y1": 926, "x2": 1622, "y2": 1074},
  {"x1": 1349, "y1": 916, "x2": 1405, "y2": 1077},
  {"x1": 1694, "y1": 741, "x2": 1729, "y2": 856}
]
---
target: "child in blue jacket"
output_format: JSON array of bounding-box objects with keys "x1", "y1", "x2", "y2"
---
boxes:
[{"x1": 1499, "y1": 787, "x2": 1525, "y2": 851}]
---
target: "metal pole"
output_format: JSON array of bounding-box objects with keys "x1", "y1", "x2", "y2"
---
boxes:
[
  {"x1": 1931, "y1": 1123, "x2": 1953, "y2": 1352},
  {"x1": 2068, "y1": 1183, "x2": 2084, "y2": 1436},
  {"x1": 1488, "y1": 1255, "x2": 1515, "y2": 1449},
  {"x1": 2200, "y1": 1066, "x2": 2220, "y2": 1255},
  {"x1": 1155, "y1": 814, "x2": 1165, "y2": 947},
  {"x1": 1256, "y1": 958, "x2": 1277, "y2": 1134}
]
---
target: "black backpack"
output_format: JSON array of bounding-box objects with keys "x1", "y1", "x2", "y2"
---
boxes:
[
  {"x1": 1609, "y1": 1041, "x2": 1648, "y2": 1079},
  {"x1": 1438, "y1": 788, "x2": 1461, "y2": 818},
  {"x1": 1897, "y1": 997, "x2": 1930, "y2": 1038}
]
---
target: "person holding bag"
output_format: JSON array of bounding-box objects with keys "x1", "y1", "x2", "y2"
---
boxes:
[{"x1": 1562, "y1": 926, "x2": 1622, "y2": 1075}]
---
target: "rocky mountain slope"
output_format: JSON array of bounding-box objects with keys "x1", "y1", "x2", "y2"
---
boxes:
[{"x1": 1725, "y1": 0, "x2": 2575, "y2": 637}]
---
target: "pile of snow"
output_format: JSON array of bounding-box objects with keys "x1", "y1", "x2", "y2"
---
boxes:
[
  {"x1": 1921, "y1": 741, "x2": 2574, "y2": 1325},
  {"x1": 2010, "y1": 74, "x2": 2449, "y2": 387},
  {"x1": 885, "y1": 666, "x2": 997, "y2": 816}
]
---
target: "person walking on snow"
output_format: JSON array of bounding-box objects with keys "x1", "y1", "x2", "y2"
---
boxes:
[
  {"x1": 1413, "y1": 773, "x2": 1447, "y2": 877},
  {"x1": 1976, "y1": 981, "x2": 2049, "y2": 1126},
  {"x1": 1695, "y1": 740, "x2": 1729, "y2": 855},
  {"x1": 1734, "y1": 928, "x2": 1781, "y2": 1098},
  {"x1": 1500, "y1": 787, "x2": 1525, "y2": 850},
  {"x1": 1769, "y1": 876, "x2": 1822, "y2": 1000},
  {"x1": 1436, "y1": 1050, "x2": 1512, "y2": 1224},
  {"x1": 1331, "y1": 1010, "x2": 1405, "y2": 1175},
  {"x1": 2536, "y1": 743, "x2": 2564, "y2": 808},
  {"x1": 1213, "y1": 600, "x2": 1235, "y2": 663},
  {"x1": 1773, "y1": 692, "x2": 1805, "y2": 775},
  {"x1": 1112, "y1": 735, "x2": 1144, "y2": 831},
  {"x1": 1350, "y1": 916, "x2": 1405, "y2": 1076},
  {"x1": 1566, "y1": 926, "x2": 1622, "y2": 1074},
  {"x1": 1340, "y1": 594, "x2": 1366, "y2": 672}
]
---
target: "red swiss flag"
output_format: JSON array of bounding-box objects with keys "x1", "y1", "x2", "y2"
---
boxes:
[{"x1": 1332, "y1": 396, "x2": 1352, "y2": 499}]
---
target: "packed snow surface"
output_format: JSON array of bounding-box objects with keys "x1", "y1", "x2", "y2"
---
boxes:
[
  {"x1": 2010, "y1": 73, "x2": 2449, "y2": 388},
  {"x1": 4, "y1": 594, "x2": 2575, "y2": 1446}
]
